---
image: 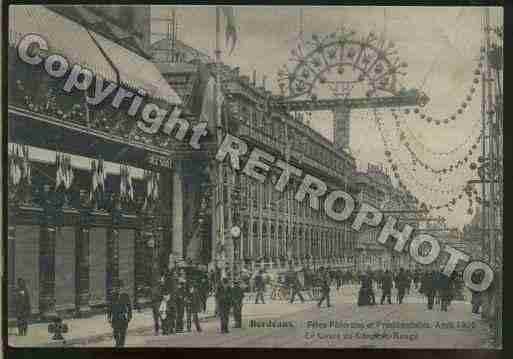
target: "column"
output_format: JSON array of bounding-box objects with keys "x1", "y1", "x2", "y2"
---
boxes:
[
  {"x1": 172, "y1": 162, "x2": 184, "y2": 260},
  {"x1": 15, "y1": 223, "x2": 40, "y2": 315},
  {"x1": 55, "y1": 224, "x2": 76, "y2": 312},
  {"x1": 333, "y1": 105, "x2": 351, "y2": 152},
  {"x1": 40, "y1": 225, "x2": 57, "y2": 318},
  {"x1": 89, "y1": 227, "x2": 107, "y2": 306},
  {"x1": 75, "y1": 227, "x2": 90, "y2": 315}
]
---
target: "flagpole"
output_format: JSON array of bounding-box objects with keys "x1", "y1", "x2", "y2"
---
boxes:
[{"x1": 214, "y1": 6, "x2": 226, "y2": 279}]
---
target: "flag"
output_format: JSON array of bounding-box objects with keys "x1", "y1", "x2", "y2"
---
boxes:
[
  {"x1": 55, "y1": 152, "x2": 64, "y2": 190},
  {"x1": 90, "y1": 159, "x2": 98, "y2": 203},
  {"x1": 22, "y1": 145, "x2": 31, "y2": 186},
  {"x1": 120, "y1": 164, "x2": 126, "y2": 201},
  {"x1": 126, "y1": 166, "x2": 134, "y2": 201},
  {"x1": 219, "y1": 6, "x2": 238, "y2": 55},
  {"x1": 63, "y1": 155, "x2": 74, "y2": 190},
  {"x1": 120, "y1": 164, "x2": 134, "y2": 204},
  {"x1": 97, "y1": 157, "x2": 106, "y2": 190}
]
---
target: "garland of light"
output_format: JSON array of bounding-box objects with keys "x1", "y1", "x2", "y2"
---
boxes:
[
  {"x1": 372, "y1": 108, "x2": 477, "y2": 213},
  {"x1": 394, "y1": 56, "x2": 484, "y2": 126},
  {"x1": 373, "y1": 108, "x2": 477, "y2": 194}
]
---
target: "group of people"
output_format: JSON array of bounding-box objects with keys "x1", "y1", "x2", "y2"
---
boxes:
[
  {"x1": 354, "y1": 266, "x2": 465, "y2": 311},
  {"x1": 11, "y1": 263, "x2": 470, "y2": 347},
  {"x1": 357, "y1": 267, "x2": 413, "y2": 306},
  {"x1": 419, "y1": 268, "x2": 464, "y2": 312}
]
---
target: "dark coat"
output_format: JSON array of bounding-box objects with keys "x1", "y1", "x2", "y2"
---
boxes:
[
  {"x1": 360, "y1": 274, "x2": 372, "y2": 290},
  {"x1": 231, "y1": 285, "x2": 245, "y2": 307},
  {"x1": 255, "y1": 274, "x2": 265, "y2": 291},
  {"x1": 380, "y1": 273, "x2": 393, "y2": 291},
  {"x1": 16, "y1": 286, "x2": 31, "y2": 317},
  {"x1": 218, "y1": 285, "x2": 232, "y2": 311},
  {"x1": 108, "y1": 292, "x2": 132, "y2": 325},
  {"x1": 395, "y1": 272, "x2": 409, "y2": 290},
  {"x1": 186, "y1": 287, "x2": 202, "y2": 312},
  {"x1": 420, "y1": 272, "x2": 436, "y2": 294}
]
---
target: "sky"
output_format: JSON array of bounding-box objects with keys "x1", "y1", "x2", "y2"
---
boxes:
[{"x1": 151, "y1": 6, "x2": 503, "y2": 229}]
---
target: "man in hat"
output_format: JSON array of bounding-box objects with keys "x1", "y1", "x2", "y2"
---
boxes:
[
  {"x1": 395, "y1": 268, "x2": 409, "y2": 304},
  {"x1": 231, "y1": 279, "x2": 245, "y2": 328},
  {"x1": 185, "y1": 282, "x2": 202, "y2": 333},
  {"x1": 175, "y1": 278, "x2": 187, "y2": 333},
  {"x1": 289, "y1": 271, "x2": 305, "y2": 304},
  {"x1": 15, "y1": 278, "x2": 31, "y2": 336},
  {"x1": 420, "y1": 270, "x2": 437, "y2": 310},
  {"x1": 151, "y1": 275, "x2": 164, "y2": 335},
  {"x1": 107, "y1": 280, "x2": 132, "y2": 347},
  {"x1": 317, "y1": 267, "x2": 331, "y2": 308},
  {"x1": 380, "y1": 269, "x2": 393, "y2": 305},
  {"x1": 218, "y1": 278, "x2": 233, "y2": 333},
  {"x1": 254, "y1": 270, "x2": 266, "y2": 304}
]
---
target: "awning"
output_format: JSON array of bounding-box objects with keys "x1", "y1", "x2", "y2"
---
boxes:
[
  {"x1": 9, "y1": 5, "x2": 181, "y2": 106},
  {"x1": 89, "y1": 31, "x2": 182, "y2": 104}
]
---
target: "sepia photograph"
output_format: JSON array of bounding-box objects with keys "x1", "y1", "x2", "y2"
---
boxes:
[{"x1": 4, "y1": 4, "x2": 503, "y2": 350}]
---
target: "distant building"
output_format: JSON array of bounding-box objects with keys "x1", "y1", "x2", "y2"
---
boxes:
[
  {"x1": 463, "y1": 206, "x2": 484, "y2": 261},
  {"x1": 353, "y1": 163, "x2": 419, "y2": 272}
]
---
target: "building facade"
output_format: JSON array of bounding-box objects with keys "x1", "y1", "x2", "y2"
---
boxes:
[
  {"x1": 7, "y1": 5, "x2": 188, "y2": 319},
  {"x1": 353, "y1": 164, "x2": 419, "y2": 272},
  {"x1": 158, "y1": 57, "x2": 361, "y2": 273}
]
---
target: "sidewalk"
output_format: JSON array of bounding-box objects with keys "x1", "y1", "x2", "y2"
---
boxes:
[
  {"x1": 8, "y1": 291, "x2": 319, "y2": 347},
  {"x1": 8, "y1": 297, "x2": 216, "y2": 348}
]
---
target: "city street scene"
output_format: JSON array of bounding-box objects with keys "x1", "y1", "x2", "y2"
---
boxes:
[{"x1": 6, "y1": 5, "x2": 502, "y2": 350}]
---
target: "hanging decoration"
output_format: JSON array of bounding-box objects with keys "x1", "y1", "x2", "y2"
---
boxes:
[
  {"x1": 393, "y1": 56, "x2": 484, "y2": 126},
  {"x1": 119, "y1": 163, "x2": 135, "y2": 206}
]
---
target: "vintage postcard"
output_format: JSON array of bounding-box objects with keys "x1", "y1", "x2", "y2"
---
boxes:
[{"x1": 5, "y1": 4, "x2": 502, "y2": 350}]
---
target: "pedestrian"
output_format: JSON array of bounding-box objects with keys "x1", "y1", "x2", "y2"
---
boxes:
[
  {"x1": 232, "y1": 280, "x2": 245, "y2": 328},
  {"x1": 162, "y1": 269, "x2": 177, "y2": 335},
  {"x1": 471, "y1": 290, "x2": 482, "y2": 314},
  {"x1": 107, "y1": 280, "x2": 132, "y2": 348},
  {"x1": 289, "y1": 271, "x2": 305, "y2": 304},
  {"x1": 317, "y1": 268, "x2": 331, "y2": 308},
  {"x1": 15, "y1": 278, "x2": 31, "y2": 336},
  {"x1": 380, "y1": 270, "x2": 393, "y2": 305},
  {"x1": 254, "y1": 270, "x2": 266, "y2": 304},
  {"x1": 395, "y1": 268, "x2": 408, "y2": 304},
  {"x1": 185, "y1": 283, "x2": 202, "y2": 333},
  {"x1": 420, "y1": 270, "x2": 436, "y2": 310},
  {"x1": 218, "y1": 278, "x2": 232, "y2": 333},
  {"x1": 335, "y1": 270, "x2": 342, "y2": 291},
  {"x1": 150, "y1": 278, "x2": 163, "y2": 335},
  {"x1": 175, "y1": 279, "x2": 187, "y2": 333},
  {"x1": 437, "y1": 271, "x2": 452, "y2": 312},
  {"x1": 199, "y1": 271, "x2": 209, "y2": 313}
]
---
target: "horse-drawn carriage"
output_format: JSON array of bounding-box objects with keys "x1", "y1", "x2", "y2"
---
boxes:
[{"x1": 269, "y1": 269, "x2": 322, "y2": 301}]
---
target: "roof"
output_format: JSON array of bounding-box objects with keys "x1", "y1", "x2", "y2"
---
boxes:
[
  {"x1": 9, "y1": 6, "x2": 181, "y2": 106},
  {"x1": 151, "y1": 38, "x2": 212, "y2": 63}
]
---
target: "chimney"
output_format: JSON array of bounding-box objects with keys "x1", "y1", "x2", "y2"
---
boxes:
[
  {"x1": 253, "y1": 70, "x2": 257, "y2": 86},
  {"x1": 262, "y1": 75, "x2": 267, "y2": 91}
]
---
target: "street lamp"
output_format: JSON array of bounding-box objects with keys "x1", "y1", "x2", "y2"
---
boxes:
[{"x1": 230, "y1": 225, "x2": 241, "y2": 283}]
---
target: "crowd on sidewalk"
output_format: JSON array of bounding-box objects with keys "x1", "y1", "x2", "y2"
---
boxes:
[{"x1": 11, "y1": 262, "x2": 483, "y2": 347}]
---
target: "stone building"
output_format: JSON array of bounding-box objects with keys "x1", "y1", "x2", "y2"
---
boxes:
[
  {"x1": 353, "y1": 164, "x2": 419, "y2": 272},
  {"x1": 157, "y1": 56, "x2": 361, "y2": 273},
  {"x1": 7, "y1": 5, "x2": 186, "y2": 319}
]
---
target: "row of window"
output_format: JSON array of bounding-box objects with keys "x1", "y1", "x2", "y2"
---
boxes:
[
  {"x1": 236, "y1": 100, "x2": 350, "y2": 174},
  {"x1": 240, "y1": 176, "x2": 352, "y2": 224},
  {"x1": 237, "y1": 221, "x2": 358, "y2": 259}
]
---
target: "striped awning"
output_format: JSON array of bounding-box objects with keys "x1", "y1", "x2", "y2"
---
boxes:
[
  {"x1": 9, "y1": 5, "x2": 181, "y2": 106},
  {"x1": 89, "y1": 31, "x2": 182, "y2": 104}
]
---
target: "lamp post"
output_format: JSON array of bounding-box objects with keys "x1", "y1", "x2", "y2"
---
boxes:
[{"x1": 230, "y1": 225, "x2": 241, "y2": 284}]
